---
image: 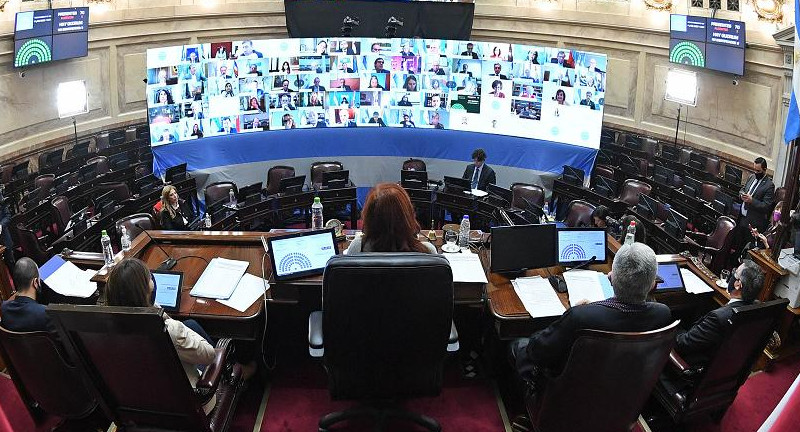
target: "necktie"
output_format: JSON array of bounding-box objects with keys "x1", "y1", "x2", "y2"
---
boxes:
[
  {"x1": 471, "y1": 167, "x2": 480, "y2": 189},
  {"x1": 741, "y1": 177, "x2": 761, "y2": 217}
]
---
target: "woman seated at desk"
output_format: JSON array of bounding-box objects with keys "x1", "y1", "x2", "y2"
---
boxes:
[
  {"x1": 749, "y1": 201, "x2": 787, "y2": 250},
  {"x1": 106, "y1": 258, "x2": 217, "y2": 413},
  {"x1": 160, "y1": 185, "x2": 194, "y2": 230},
  {"x1": 346, "y1": 183, "x2": 437, "y2": 254}
]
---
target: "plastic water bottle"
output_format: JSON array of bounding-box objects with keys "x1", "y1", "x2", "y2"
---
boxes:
[
  {"x1": 624, "y1": 221, "x2": 636, "y2": 246},
  {"x1": 100, "y1": 230, "x2": 114, "y2": 266},
  {"x1": 204, "y1": 212, "x2": 212, "y2": 228},
  {"x1": 120, "y1": 226, "x2": 131, "y2": 251},
  {"x1": 543, "y1": 202, "x2": 550, "y2": 222},
  {"x1": 459, "y1": 215, "x2": 470, "y2": 250},
  {"x1": 311, "y1": 197, "x2": 324, "y2": 230},
  {"x1": 229, "y1": 189, "x2": 236, "y2": 206}
]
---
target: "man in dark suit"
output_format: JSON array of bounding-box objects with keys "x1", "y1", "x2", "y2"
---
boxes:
[
  {"x1": 0, "y1": 258, "x2": 52, "y2": 332},
  {"x1": 308, "y1": 77, "x2": 326, "y2": 92},
  {"x1": 675, "y1": 260, "x2": 764, "y2": 368},
  {"x1": 461, "y1": 43, "x2": 479, "y2": 59},
  {"x1": 462, "y1": 148, "x2": 497, "y2": 191},
  {"x1": 510, "y1": 243, "x2": 672, "y2": 379},
  {"x1": 491, "y1": 63, "x2": 508, "y2": 80},
  {"x1": 734, "y1": 157, "x2": 775, "y2": 254}
]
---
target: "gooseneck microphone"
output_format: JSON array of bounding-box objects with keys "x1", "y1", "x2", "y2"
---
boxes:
[{"x1": 134, "y1": 223, "x2": 177, "y2": 270}]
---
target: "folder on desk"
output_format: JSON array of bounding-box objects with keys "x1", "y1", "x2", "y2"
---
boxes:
[
  {"x1": 189, "y1": 257, "x2": 249, "y2": 299},
  {"x1": 39, "y1": 255, "x2": 98, "y2": 298}
]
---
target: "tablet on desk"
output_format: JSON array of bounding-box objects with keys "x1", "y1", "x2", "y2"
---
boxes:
[
  {"x1": 267, "y1": 229, "x2": 339, "y2": 281},
  {"x1": 152, "y1": 270, "x2": 183, "y2": 312},
  {"x1": 655, "y1": 263, "x2": 685, "y2": 292}
]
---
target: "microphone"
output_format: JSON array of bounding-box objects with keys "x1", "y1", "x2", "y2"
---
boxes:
[
  {"x1": 497, "y1": 208, "x2": 515, "y2": 226},
  {"x1": 134, "y1": 223, "x2": 177, "y2": 270}
]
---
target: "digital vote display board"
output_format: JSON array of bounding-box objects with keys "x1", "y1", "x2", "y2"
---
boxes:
[
  {"x1": 14, "y1": 8, "x2": 89, "y2": 68},
  {"x1": 669, "y1": 14, "x2": 745, "y2": 76}
]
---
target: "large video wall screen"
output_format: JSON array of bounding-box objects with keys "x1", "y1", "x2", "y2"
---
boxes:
[{"x1": 146, "y1": 38, "x2": 607, "y2": 149}]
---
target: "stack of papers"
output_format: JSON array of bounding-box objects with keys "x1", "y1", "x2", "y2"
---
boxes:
[
  {"x1": 218, "y1": 273, "x2": 269, "y2": 312},
  {"x1": 679, "y1": 268, "x2": 715, "y2": 294},
  {"x1": 39, "y1": 255, "x2": 97, "y2": 298},
  {"x1": 562, "y1": 270, "x2": 614, "y2": 306},
  {"x1": 190, "y1": 257, "x2": 250, "y2": 299},
  {"x1": 512, "y1": 276, "x2": 566, "y2": 318},
  {"x1": 443, "y1": 253, "x2": 488, "y2": 283}
]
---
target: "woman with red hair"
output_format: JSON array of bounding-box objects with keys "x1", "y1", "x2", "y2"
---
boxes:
[{"x1": 346, "y1": 183, "x2": 436, "y2": 254}]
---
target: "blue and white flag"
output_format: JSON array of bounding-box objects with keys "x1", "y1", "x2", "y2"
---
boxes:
[{"x1": 784, "y1": 0, "x2": 800, "y2": 143}]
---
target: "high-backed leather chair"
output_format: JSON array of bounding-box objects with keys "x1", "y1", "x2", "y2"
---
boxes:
[
  {"x1": 115, "y1": 213, "x2": 155, "y2": 245},
  {"x1": 97, "y1": 182, "x2": 131, "y2": 202},
  {"x1": 0, "y1": 326, "x2": 105, "y2": 429},
  {"x1": 653, "y1": 299, "x2": 788, "y2": 426},
  {"x1": 517, "y1": 322, "x2": 679, "y2": 432},
  {"x1": 686, "y1": 216, "x2": 736, "y2": 275},
  {"x1": 86, "y1": 155, "x2": 110, "y2": 175},
  {"x1": 204, "y1": 181, "x2": 238, "y2": 207},
  {"x1": 34, "y1": 174, "x2": 55, "y2": 192},
  {"x1": 402, "y1": 158, "x2": 427, "y2": 172},
  {"x1": 308, "y1": 254, "x2": 458, "y2": 431},
  {"x1": 95, "y1": 133, "x2": 110, "y2": 151},
  {"x1": 51, "y1": 195, "x2": 72, "y2": 237},
  {"x1": 699, "y1": 183, "x2": 721, "y2": 203},
  {"x1": 592, "y1": 164, "x2": 615, "y2": 180},
  {"x1": 11, "y1": 224, "x2": 51, "y2": 265},
  {"x1": 265, "y1": 165, "x2": 296, "y2": 196},
  {"x1": 511, "y1": 183, "x2": 545, "y2": 209},
  {"x1": 46, "y1": 305, "x2": 244, "y2": 432},
  {"x1": 641, "y1": 138, "x2": 658, "y2": 162},
  {"x1": 310, "y1": 161, "x2": 344, "y2": 187},
  {"x1": 616, "y1": 179, "x2": 652, "y2": 207},
  {"x1": 564, "y1": 200, "x2": 596, "y2": 228},
  {"x1": 705, "y1": 156, "x2": 721, "y2": 177}
]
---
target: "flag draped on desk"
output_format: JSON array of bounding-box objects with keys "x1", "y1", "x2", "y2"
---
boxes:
[{"x1": 784, "y1": 0, "x2": 800, "y2": 143}]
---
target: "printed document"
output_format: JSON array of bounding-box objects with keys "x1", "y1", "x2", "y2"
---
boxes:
[
  {"x1": 512, "y1": 276, "x2": 566, "y2": 318},
  {"x1": 190, "y1": 257, "x2": 249, "y2": 299}
]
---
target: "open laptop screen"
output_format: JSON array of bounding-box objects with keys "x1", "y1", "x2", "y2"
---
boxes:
[{"x1": 268, "y1": 229, "x2": 339, "y2": 281}]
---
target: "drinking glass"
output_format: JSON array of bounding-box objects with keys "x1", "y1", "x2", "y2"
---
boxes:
[
  {"x1": 720, "y1": 269, "x2": 730, "y2": 283},
  {"x1": 444, "y1": 230, "x2": 458, "y2": 249}
]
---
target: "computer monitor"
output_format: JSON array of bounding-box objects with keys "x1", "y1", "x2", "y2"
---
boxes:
[
  {"x1": 490, "y1": 224, "x2": 557, "y2": 273},
  {"x1": 45, "y1": 149, "x2": 64, "y2": 168},
  {"x1": 53, "y1": 173, "x2": 71, "y2": 193},
  {"x1": 279, "y1": 175, "x2": 306, "y2": 195},
  {"x1": 11, "y1": 161, "x2": 29, "y2": 181},
  {"x1": 110, "y1": 156, "x2": 129, "y2": 172},
  {"x1": 724, "y1": 165, "x2": 743, "y2": 185},
  {"x1": 712, "y1": 190, "x2": 735, "y2": 215},
  {"x1": 322, "y1": 170, "x2": 349, "y2": 189},
  {"x1": 653, "y1": 165, "x2": 673, "y2": 186},
  {"x1": 655, "y1": 263, "x2": 686, "y2": 292},
  {"x1": 625, "y1": 135, "x2": 642, "y2": 151},
  {"x1": 77, "y1": 163, "x2": 96, "y2": 182},
  {"x1": 443, "y1": 176, "x2": 471, "y2": 194},
  {"x1": 135, "y1": 174, "x2": 158, "y2": 193},
  {"x1": 561, "y1": 165, "x2": 585, "y2": 186},
  {"x1": 401, "y1": 170, "x2": 428, "y2": 189},
  {"x1": 636, "y1": 193, "x2": 661, "y2": 221},
  {"x1": 24, "y1": 188, "x2": 42, "y2": 208},
  {"x1": 682, "y1": 176, "x2": 702, "y2": 198},
  {"x1": 557, "y1": 227, "x2": 607, "y2": 266},
  {"x1": 689, "y1": 153, "x2": 707, "y2": 171},
  {"x1": 267, "y1": 228, "x2": 339, "y2": 281},
  {"x1": 661, "y1": 145, "x2": 679, "y2": 162},
  {"x1": 72, "y1": 141, "x2": 90, "y2": 157},
  {"x1": 664, "y1": 208, "x2": 688, "y2": 239},
  {"x1": 93, "y1": 191, "x2": 115, "y2": 217},
  {"x1": 237, "y1": 182, "x2": 263, "y2": 204},
  {"x1": 486, "y1": 184, "x2": 512, "y2": 205},
  {"x1": 619, "y1": 156, "x2": 640, "y2": 176},
  {"x1": 596, "y1": 149, "x2": 615, "y2": 166},
  {"x1": 165, "y1": 162, "x2": 188, "y2": 183},
  {"x1": 594, "y1": 176, "x2": 618, "y2": 199}
]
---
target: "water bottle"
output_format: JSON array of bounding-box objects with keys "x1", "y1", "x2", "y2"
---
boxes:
[
  {"x1": 459, "y1": 215, "x2": 470, "y2": 250},
  {"x1": 120, "y1": 226, "x2": 131, "y2": 251},
  {"x1": 311, "y1": 197, "x2": 324, "y2": 230},
  {"x1": 624, "y1": 221, "x2": 636, "y2": 246},
  {"x1": 228, "y1": 189, "x2": 236, "y2": 206},
  {"x1": 543, "y1": 202, "x2": 550, "y2": 222},
  {"x1": 204, "y1": 212, "x2": 212, "y2": 228},
  {"x1": 100, "y1": 230, "x2": 114, "y2": 266}
]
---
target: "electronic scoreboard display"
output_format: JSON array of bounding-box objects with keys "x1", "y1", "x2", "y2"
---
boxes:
[
  {"x1": 14, "y1": 8, "x2": 89, "y2": 68},
  {"x1": 669, "y1": 14, "x2": 745, "y2": 76}
]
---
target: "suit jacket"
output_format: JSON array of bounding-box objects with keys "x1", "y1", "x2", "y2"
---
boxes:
[
  {"x1": 160, "y1": 199, "x2": 194, "y2": 231},
  {"x1": 676, "y1": 300, "x2": 752, "y2": 368},
  {"x1": 1, "y1": 296, "x2": 52, "y2": 333},
  {"x1": 462, "y1": 163, "x2": 497, "y2": 191},
  {"x1": 739, "y1": 175, "x2": 775, "y2": 231},
  {"x1": 310, "y1": 85, "x2": 326, "y2": 91},
  {"x1": 522, "y1": 299, "x2": 672, "y2": 372}
]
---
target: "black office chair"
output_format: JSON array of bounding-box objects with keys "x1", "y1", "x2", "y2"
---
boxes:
[{"x1": 308, "y1": 253, "x2": 459, "y2": 432}]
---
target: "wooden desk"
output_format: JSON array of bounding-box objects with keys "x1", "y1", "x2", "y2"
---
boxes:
[{"x1": 487, "y1": 235, "x2": 716, "y2": 339}]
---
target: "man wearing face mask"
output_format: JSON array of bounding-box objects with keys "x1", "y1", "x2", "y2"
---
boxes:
[
  {"x1": 674, "y1": 261, "x2": 764, "y2": 368},
  {"x1": 0, "y1": 258, "x2": 53, "y2": 332},
  {"x1": 734, "y1": 157, "x2": 775, "y2": 254}
]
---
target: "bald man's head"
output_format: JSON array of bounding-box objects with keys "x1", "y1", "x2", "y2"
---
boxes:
[{"x1": 13, "y1": 257, "x2": 40, "y2": 294}]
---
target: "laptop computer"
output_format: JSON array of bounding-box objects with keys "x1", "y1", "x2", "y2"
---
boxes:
[{"x1": 267, "y1": 229, "x2": 339, "y2": 281}]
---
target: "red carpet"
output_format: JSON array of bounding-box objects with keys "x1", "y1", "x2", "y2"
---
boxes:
[
  {"x1": 260, "y1": 360, "x2": 505, "y2": 432},
  {"x1": 0, "y1": 373, "x2": 61, "y2": 432},
  {"x1": 689, "y1": 354, "x2": 800, "y2": 432}
]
